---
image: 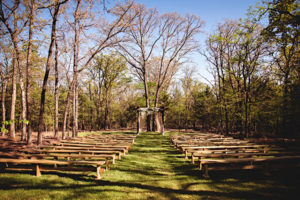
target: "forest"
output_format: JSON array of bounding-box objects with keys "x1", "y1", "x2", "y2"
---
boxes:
[{"x1": 0, "y1": 0, "x2": 299, "y2": 144}]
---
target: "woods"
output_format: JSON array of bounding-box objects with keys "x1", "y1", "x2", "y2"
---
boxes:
[{"x1": 0, "y1": 0, "x2": 299, "y2": 142}]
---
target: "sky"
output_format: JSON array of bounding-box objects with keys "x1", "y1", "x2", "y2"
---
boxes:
[{"x1": 134, "y1": 0, "x2": 260, "y2": 84}]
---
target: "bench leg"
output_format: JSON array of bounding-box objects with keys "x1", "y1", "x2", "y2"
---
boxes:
[
  {"x1": 264, "y1": 162, "x2": 271, "y2": 176},
  {"x1": 105, "y1": 159, "x2": 109, "y2": 171},
  {"x1": 54, "y1": 156, "x2": 58, "y2": 168},
  {"x1": 185, "y1": 151, "x2": 188, "y2": 160},
  {"x1": 203, "y1": 164, "x2": 209, "y2": 178},
  {"x1": 192, "y1": 155, "x2": 195, "y2": 164},
  {"x1": 35, "y1": 164, "x2": 41, "y2": 177},
  {"x1": 96, "y1": 166, "x2": 101, "y2": 180}
]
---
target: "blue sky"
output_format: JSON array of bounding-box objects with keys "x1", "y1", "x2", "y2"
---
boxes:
[{"x1": 134, "y1": 0, "x2": 259, "y2": 83}]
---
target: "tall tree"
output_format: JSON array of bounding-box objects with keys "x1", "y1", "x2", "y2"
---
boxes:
[
  {"x1": 0, "y1": 40, "x2": 10, "y2": 136},
  {"x1": 0, "y1": 0, "x2": 25, "y2": 138},
  {"x1": 152, "y1": 13, "x2": 203, "y2": 108},
  {"x1": 54, "y1": 29, "x2": 59, "y2": 138},
  {"x1": 118, "y1": 4, "x2": 161, "y2": 131},
  {"x1": 262, "y1": 0, "x2": 299, "y2": 136},
  {"x1": 24, "y1": 0, "x2": 36, "y2": 144},
  {"x1": 61, "y1": 0, "x2": 135, "y2": 138},
  {"x1": 71, "y1": 0, "x2": 82, "y2": 137},
  {"x1": 37, "y1": 0, "x2": 68, "y2": 145},
  {"x1": 93, "y1": 54, "x2": 127, "y2": 129},
  {"x1": 118, "y1": 4, "x2": 203, "y2": 131}
]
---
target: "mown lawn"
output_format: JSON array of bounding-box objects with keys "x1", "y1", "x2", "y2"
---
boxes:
[{"x1": 0, "y1": 131, "x2": 299, "y2": 200}]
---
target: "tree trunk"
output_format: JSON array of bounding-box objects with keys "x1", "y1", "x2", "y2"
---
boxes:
[
  {"x1": 143, "y1": 70, "x2": 151, "y2": 131},
  {"x1": 72, "y1": 0, "x2": 81, "y2": 138},
  {"x1": 72, "y1": 81, "x2": 78, "y2": 137},
  {"x1": 54, "y1": 37, "x2": 59, "y2": 138},
  {"x1": 37, "y1": 3, "x2": 61, "y2": 145},
  {"x1": 19, "y1": 76, "x2": 26, "y2": 141},
  {"x1": 88, "y1": 83, "x2": 93, "y2": 131},
  {"x1": 62, "y1": 84, "x2": 73, "y2": 139},
  {"x1": 281, "y1": 70, "x2": 290, "y2": 137},
  {"x1": 104, "y1": 89, "x2": 109, "y2": 130},
  {"x1": 1, "y1": 80, "x2": 6, "y2": 136},
  {"x1": 152, "y1": 87, "x2": 160, "y2": 132},
  {"x1": 9, "y1": 48, "x2": 18, "y2": 139},
  {"x1": 26, "y1": 0, "x2": 35, "y2": 145}
]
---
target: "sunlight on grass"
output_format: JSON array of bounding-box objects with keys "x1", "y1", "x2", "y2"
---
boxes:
[{"x1": 0, "y1": 131, "x2": 299, "y2": 200}]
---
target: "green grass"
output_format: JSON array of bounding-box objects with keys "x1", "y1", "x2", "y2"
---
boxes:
[{"x1": 0, "y1": 132, "x2": 299, "y2": 200}]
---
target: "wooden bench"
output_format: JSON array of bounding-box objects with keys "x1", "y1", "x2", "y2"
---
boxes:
[
  {"x1": 0, "y1": 158, "x2": 106, "y2": 179},
  {"x1": 199, "y1": 155, "x2": 300, "y2": 178},
  {"x1": 193, "y1": 151, "x2": 298, "y2": 164},
  {"x1": 0, "y1": 152, "x2": 114, "y2": 168},
  {"x1": 55, "y1": 142, "x2": 132, "y2": 152},
  {"x1": 181, "y1": 145, "x2": 269, "y2": 159},
  {"x1": 174, "y1": 141, "x2": 251, "y2": 149},
  {"x1": 22, "y1": 148, "x2": 121, "y2": 160},
  {"x1": 37, "y1": 145, "x2": 127, "y2": 156}
]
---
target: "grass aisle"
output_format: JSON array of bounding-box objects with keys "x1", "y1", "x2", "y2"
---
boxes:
[{"x1": 0, "y1": 132, "x2": 299, "y2": 200}]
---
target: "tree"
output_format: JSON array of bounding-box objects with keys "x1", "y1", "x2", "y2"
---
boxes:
[
  {"x1": 93, "y1": 53, "x2": 127, "y2": 129},
  {"x1": 0, "y1": 0, "x2": 26, "y2": 138},
  {"x1": 117, "y1": 4, "x2": 161, "y2": 131},
  {"x1": 262, "y1": 0, "x2": 300, "y2": 136},
  {"x1": 24, "y1": 0, "x2": 37, "y2": 144},
  {"x1": 37, "y1": 0, "x2": 68, "y2": 145},
  {"x1": 0, "y1": 40, "x2": 10, "y2": 136},
  {"x1": 203, "y1": 18, "x2": 268, "y2": 137},
  {"x1": 61, "y1": 0, "x2": 135, "y2": 138},
  {"x1": 118, "y1": 4, "x2": 203, "y2": 131}
]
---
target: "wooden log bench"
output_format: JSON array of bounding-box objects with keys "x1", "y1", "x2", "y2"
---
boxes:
[
  {"x1": 55, "y1": 142, "x2": 132, "y2": 153},
  {"x1": 37, "y1": 145, "x2": 127, "y2": 156},
  {"x1": 174, "y1": 140, "x2": 251, "y2": 149},
  {"x1": 193, "y1": 151, "x2": 298, "y2": 164},
  {"x1": 0, "y1": 151, "x2": 114, "y2": 169},
  {"x1": 22, "y1": 149, "x2": 121, "y2": 161},
  {"x1": 199, "y1": 155, "x2": 300, "y2": 178},
  {"x1": 60, "y1": 140, "x2": 133, "y2": 146},
  {"x1": 0, "y1": 158, "x2": 107, "y2": 179},
  {"x1": 15, "y1": 148, "x2": 120, "y2": 163},
  {"x1": 181, "y1": 145, "x2": 270, "y2": 159}
]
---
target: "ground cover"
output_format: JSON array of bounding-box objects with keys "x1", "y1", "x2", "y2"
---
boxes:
[{"x1": 0, "y1": 132, "x2": 299, "y2": 200}]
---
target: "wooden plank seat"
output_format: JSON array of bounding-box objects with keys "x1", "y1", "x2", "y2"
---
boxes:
[
  {"x1": 0, "y1": 158, "x2": 107, "y2": 179},
  {"x1": 20, "y1": 148, "x2": 122, "y2": 160},
  {"x1": 199, "y1": 155, "x2": 300, "y2": 178},
  {"x1": 56, "y1": 142, "x2": 132, "y2": 152},
  {"x1": 37, "y1": 145, "x2": 127, "y2": 156},
  {"x1": 78, "y1": 139, "x2": 135, "y2": 145},
  {"x1": 64, "y1": 136, "x2": 135, "y2": 141},
  {"x1": 172, "y1": 137, "x2": 236, "y2": 142},
  {"x1": 181, "y1": 145, "x2": 269, "y2": 159},
  {"x1": 65, "y1": 135, "x2": 136, "y2": 144},
  {"x1": 173, "y1": 141, "x2": 251, "y2": 149},
  {"x1": 0, "y1": 152, "x2": 113, "y2": 169},
  {"x1": 191, "y1": 151, "x2": 299, "y2": 164},
  {"x1": 61, "y1": 140, "x2": 134, "y2": 145},
  {"x1": 84, "y1": 136, "x2": 136, "y2": 142}
]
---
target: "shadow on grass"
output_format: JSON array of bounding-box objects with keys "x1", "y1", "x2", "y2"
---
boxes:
[
  {"x1": 0, "y1": 172, "x2": 277, "y2": 199},
  {"x1": 1, "y1": 131, "x2": 300, "y2": 200},
  {"x1": 3, "y1": 170, "x2": 298, "y2": 200}
]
